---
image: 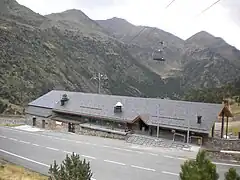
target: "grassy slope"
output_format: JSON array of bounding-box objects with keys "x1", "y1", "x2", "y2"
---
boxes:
[{"x1": 0, "y1": 159, "x2": 48, "y2": 180}]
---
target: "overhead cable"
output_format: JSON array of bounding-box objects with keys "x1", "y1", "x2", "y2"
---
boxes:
[
  {"x1": 128, "y1": 26, "x2": 148, "y2": 43},
  {"x1": 198, "y1": 0, "x2": 222, "y2": 15},
  {"x1": 165, "y1": 0, "x2": 177, "y2": 9}
]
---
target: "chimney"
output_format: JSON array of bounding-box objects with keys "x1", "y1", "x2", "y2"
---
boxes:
[
  {"x1": 197, "y1": 115, "x2": 202, "y2": 124},
  {"x1": 60, "y1": 94, "x2": 69, "y2": 106},
  {"x1": 114, "y1": 102, "x2": 123, "y2": 113}
]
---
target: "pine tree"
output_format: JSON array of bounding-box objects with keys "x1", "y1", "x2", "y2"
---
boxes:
[
  {"x1": 225, "y1": 168, "x2": 240, "y2": 180},
  {"x1": 49, "y1": 152, "x2": 93, "y2": 180},
  {"x1": 180, "y1": 150, "x2": 219, "y2": 180}
]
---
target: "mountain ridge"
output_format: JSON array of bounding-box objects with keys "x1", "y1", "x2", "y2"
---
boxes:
[
  {"x1": 0, "y1": 0, "x2": 181, "y2": 105},
  {"x1": 1, "y1": 1, "x2": 240, "y2": 105}
]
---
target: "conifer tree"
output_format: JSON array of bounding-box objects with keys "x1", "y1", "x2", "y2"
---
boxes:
[
  {"x1": 180, "y1": 150, "x2": 219, "y2": 180},
  {"x1": 49, "y1": 152, "x2": 92, "y2": 180},
  {"x1": 225, "y1": 168, "x2": 240, "y2": 180}
]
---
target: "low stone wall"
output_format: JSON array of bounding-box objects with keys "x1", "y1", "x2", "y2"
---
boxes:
[
  {"x1": 206, "y1": 137, "x2": 240, "y2": 151},
  {"x1": 25, "y1": 117, "x2": 126, "y2": 140},
  {"x1": 0, "y1": 116, "x2": 26, "y2": 125},
  {"x1": 206, "y1": 150, "x2": 240, "y2": 163},
  {"x1": 76, "y1": 127, "x2": 126, "y2": 140}
]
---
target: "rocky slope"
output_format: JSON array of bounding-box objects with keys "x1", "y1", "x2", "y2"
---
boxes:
[
  {"x1": 97, "y1": 18, "x2": 185, "y2": 76},
  {"x1": 97, "y1": 18, "x2": 240, "y2": 89},
  {"x1": 0, "y1": 0, "x2": 180, "y2": 105}
]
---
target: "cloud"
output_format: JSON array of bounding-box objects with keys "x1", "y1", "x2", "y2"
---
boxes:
[
  {"x1": 221, "y1": 0, "x2": 240, "y2": 25},
  {"x1": 16, "y1": 0, "x2": 240, "y2": 49}
]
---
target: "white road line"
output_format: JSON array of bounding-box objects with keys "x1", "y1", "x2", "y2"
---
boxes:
[
  {"x1": 104, "y1": 159, "x2": 126, "y2": 166},
  {"x1": 32, "y1": 144, "x2": 40, "y2": 147},
  {"x1": 0, "y1": 135, "x2": 6, "y2": 138},
  {"x1": 131, "y1": 165, "x2": 156, "y2": 172},
  {"x1": 46, "y1": 147, "x2": 59, "y2": 151},
  {"x1": 0, "y1": 148, "x2": 50, "y2": 167},
  {"x1": 213, "y1": 162, "x2": 240, "y2": 167},
  {"x1": 162, "y1": 171, "x2": 179, "y2": 176},
  {"x1": 19, "y1": 140, "x2": 30, "y2": 144},
  {"x1": 9, "y1": 138, "x2": 18, "y2": 141},
  {"x1": 4, "y1": 127, "x2": 162, "y2": 157},
  {"x1": 103, "y1": 145, "x2": 111, "y2": 148},
  {"x1": 177, "y1": 157, "x2": 187, "y2": 161},
  {"x1": 112, "y1": 147, "x2": 143, "y2": 154},
  {"x1": 81, "y1": 155, "x2": 96, "y2": 160},
  {"x1": 164, "y1": 155, "x2": 175, "y2": 159},
  {"x1": 220, "y1": 150, "x2": 240, "y2": 154},
  {"x1": 63, "y1": 150, "x2": 72, "y2": 154},
  {"x1": 148, "y1": 153, "x2": 158, "y2": 156}
]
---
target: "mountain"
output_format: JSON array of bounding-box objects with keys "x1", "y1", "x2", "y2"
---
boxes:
[
  {"x1": 96, "y1": 17, "x2": 185, "y2": 77},
  {"x1": 44, "y1": 9, "x2": 109, "y2": 37},
  {"x1": 181, "y1": 31, "x2": 240, "y2": 89},
  {"x1": 186, "y1": 31, "x2": 240, "y2": 66},
  {"x1": 0, "y1": 0, "x2": 180, "y2": 105},
  {"x1": 97, "y1": 18, "x2": 240, "y2": 88},
  {"x1": 0, "y1": 0, "x2": 46, "y2": 26}
]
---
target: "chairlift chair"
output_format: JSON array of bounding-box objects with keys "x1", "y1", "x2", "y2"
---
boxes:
[{"x1": 152, "y1": 49, "x2": 166, "y2": 62}]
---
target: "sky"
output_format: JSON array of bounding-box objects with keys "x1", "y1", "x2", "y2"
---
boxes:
[{"x1": 17, "y1": 0, "x2": 240, "y2": 49}]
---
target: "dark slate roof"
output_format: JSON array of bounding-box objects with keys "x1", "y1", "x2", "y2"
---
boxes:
[
  {"x1": 28, "y1": 90, "x2": 75, "y2": 109},
  {"x1": 28, "y1": 90, "x2": 223, "y2": 133},
  {"x1": 25, "y1": 106, "x2": 53, "y2": 118}
]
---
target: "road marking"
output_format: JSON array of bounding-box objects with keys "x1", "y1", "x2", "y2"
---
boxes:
[
  {"x1": 220, "y1": 150, "x2": 240, "y2": 154},
  {"x1": 103, "y1": 145, "x2": 111, "y2": 148},
  {"x1": 112, "y1": 147, "x2": 143, "y2": 154},
  {"x1": 213, "y1": 162, "x2": 240, "y2": 167},
  {"x1": 0, "y1": 135, "x2": 6, "y2": 138},
  {"x1": 177, "y1": 157, "x2": 187, "y2": 161},
  {"x1": 0, "y1": 148, "x2": 50, "y2": 167},
  {"x1": 162, "y1": 171, "x2": 179, "y2": 176},
  {"x1": 9, "y1": 138, "x2": 18, "y2": 141},
  {"x1": 46, "y1": 147, "x2": 59, "y2": 151},
  {"x1": 63, "y1": 150, "x2": 72, "y2": 154},
  {"x1": 3, "y1": 127, "x2": 171, "y2": 158},
  {"x1": 81, "y1": 155, "x2": 96, "y2": 160},
  {"x1": 104, "y1": 159, "x2": 126, "y2": 166},
  {"x1": 131, "y1": 165, "x2": 156, "y2": 172},
  {"x1": 19, "y1": 140, "x2": 30, "y2": 144},
  {"x1": 32, "y1": 144, "x2": 40, "y2": 147},
  {"x1": 164, "y1": 155, "x2": 175, "y2": 159},
  {"x1": 148, "y1": 153, "x2": 158, "y2": 156}
]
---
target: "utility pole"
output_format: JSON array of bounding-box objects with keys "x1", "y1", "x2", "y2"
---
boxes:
[
  {"x1": 187, "y1": 117, "x2": 190, "y2": 144},
  {"x1": 91, "y1": 73, "x2": 108, "y2": 94}
]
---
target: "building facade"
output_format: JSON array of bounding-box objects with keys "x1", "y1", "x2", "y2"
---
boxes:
[{"x1": 25, "y1": 90, "x2": 225, "y2": 145}]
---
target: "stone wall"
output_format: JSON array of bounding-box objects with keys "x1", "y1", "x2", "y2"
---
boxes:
[
  {"x1": 205, "y1": 137, "x2": 240, "y2": 151},
  {"x1": 75, "y1": 127, "x2": 126, "y2": 140},
  {"x1": 25, "y1": 116, "x2": 126, "y2": 140},
  {"x1": 0, "y1": 116, "x2": 26, "y2": 125}
]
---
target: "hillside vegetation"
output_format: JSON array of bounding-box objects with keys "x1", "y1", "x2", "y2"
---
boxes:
[{"x1": 0, "y1": 0, "x2": 240, "y2": 106}]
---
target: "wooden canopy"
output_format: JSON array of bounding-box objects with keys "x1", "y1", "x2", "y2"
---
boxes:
[{"x1": 218, "y1": 106, "x2": 234, "y2": 117}]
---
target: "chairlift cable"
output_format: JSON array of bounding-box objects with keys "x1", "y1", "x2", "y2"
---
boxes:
[
  {"x1": 198, "y1": 0, "x2": 222, "y2": 16},
  {"x1": 165, "y1": 0, "x2": 177, "y2": 9},
  {"x1": 128, "y1": 26, "x2": 148, "y2": 44}
]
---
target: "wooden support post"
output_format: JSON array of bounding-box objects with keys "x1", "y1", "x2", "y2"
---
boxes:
[
  {"x1": 42, "y1": 120, "x2": 45, "y2": 129},
  {"x1": 157, "y1": 125, "x2": 160, "y2": 138},
  {"x1": 221, "y1": 112, "x2": 225, "y2": 139},
  {"x1": 211, "y1": 123, "x2": 215, "y2": 137},
  {"x1": 225, "y1": 116, "x2": 229, "y2": 138}
]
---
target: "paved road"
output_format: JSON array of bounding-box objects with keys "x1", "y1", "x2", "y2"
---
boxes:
[{"x1": 0, "y1": 126, "x2": 239, "y2": 180}]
